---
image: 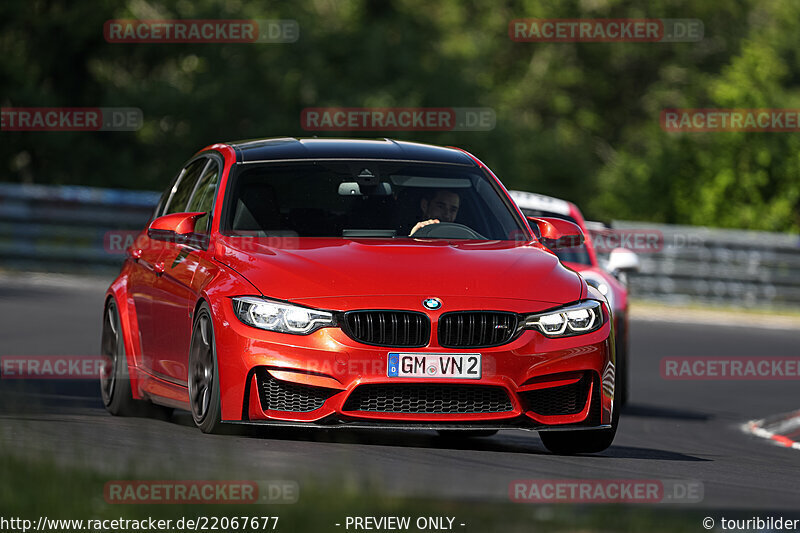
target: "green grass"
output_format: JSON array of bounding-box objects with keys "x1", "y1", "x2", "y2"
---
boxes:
[{"x1": 0, "y1": 451, "x2": 708, "y2": 533}]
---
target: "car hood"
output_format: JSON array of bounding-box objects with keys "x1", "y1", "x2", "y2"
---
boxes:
[{"x1": 214, "y1": 236, "x2": 584, "y2": 309}]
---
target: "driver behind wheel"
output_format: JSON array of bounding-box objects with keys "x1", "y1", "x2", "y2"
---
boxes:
[{"x1": 409, "y1": 189, "x2": 460, "y2": 236}]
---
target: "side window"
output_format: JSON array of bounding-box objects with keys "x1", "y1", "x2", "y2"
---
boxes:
[
  {"x1": 186, "y1": 160, "x2": 220, "y2": 233},
  {"x1": 163, "y1": 158, "x2": 207, "y2": 216}
]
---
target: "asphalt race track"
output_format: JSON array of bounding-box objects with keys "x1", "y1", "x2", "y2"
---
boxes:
[{"x1": 1, "y1": 273, "x2": 798, "y2": 511}]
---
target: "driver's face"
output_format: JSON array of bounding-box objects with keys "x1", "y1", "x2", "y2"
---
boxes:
[{"x1": 421, "y1": 191, "x2": 460, "y2": 222}]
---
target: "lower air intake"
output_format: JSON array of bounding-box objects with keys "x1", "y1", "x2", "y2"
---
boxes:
[
  {"x1": 343, "y1": 384, "x2": 513, "y2": 414},
  {"x1": 257, "y1": 369, "x2": 337, "y2": 412},
  {"x1": 520, "y1": 374, "x2": 592, "y2": 416}
]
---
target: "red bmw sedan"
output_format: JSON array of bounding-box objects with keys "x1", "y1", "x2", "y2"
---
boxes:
[{"x1": 101, "y1": 138, "x2": 619, "y2": 454}]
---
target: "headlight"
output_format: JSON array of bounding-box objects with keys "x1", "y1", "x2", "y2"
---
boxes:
[
  {"x1": 232, "y1": 297, "x2": 336, "y2": 335},
  {"x1": 522, "y1": 300, "x2": 605, "y2": 337}
]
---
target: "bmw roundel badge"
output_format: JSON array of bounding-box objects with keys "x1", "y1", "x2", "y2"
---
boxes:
[{"x1": 422, "y1": 298, "x2": 442, "y2": 310}]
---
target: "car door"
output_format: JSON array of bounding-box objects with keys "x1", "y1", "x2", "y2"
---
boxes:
[
  {"x1": 129, "y1": 162, "x2": 194, "y2": 369},
  {"x1": 149, "y1": 156, "x2": 221, "y2": 384},
  {"x1": 140, "y1": 157, "x2": 207, "y2": 379},
  {"x1": 128, "y1": 216, "x2": 165, "y2": 369}
]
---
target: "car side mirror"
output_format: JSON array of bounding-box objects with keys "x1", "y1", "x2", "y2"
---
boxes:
[
  {"x1": 147, "y1": 212, "x2": 207, "y2": 243},
  {"x1": 527, "y1": 216, "x2": 584, "y2": 250},
  {"x1": 606, "y1": 247, "x2": 641, "y2": 274}
]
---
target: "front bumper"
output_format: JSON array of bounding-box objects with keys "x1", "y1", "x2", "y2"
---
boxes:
[{"x1": 213, "y1": 299, "x2": 615, "y2": 431}]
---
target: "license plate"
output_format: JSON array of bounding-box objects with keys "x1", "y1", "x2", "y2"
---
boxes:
[{"x1": 387, "y1": 353, "x2": 481, "y2": 379}]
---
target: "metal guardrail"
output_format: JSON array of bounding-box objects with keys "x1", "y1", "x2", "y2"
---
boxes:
[
  {"x1": 1, "y1": 183, "x2": 799, "y2": 308},
  {"x1": 0, "y1": 183, "x2": 159, "y2": 273},
  {"x1": 608, "y1": 221, "x2": 800, "y2": 309}
]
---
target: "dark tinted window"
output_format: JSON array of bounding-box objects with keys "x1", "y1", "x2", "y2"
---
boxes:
[
  {"x1": 163, "y1": 158, "x2": 207, "y2": 216},
  {"x1": 224, "y1": 162, "x2": 525, "y2": 240},
  {"x1": 186, "y1": 159, "x2": 220, "y2": 233}
]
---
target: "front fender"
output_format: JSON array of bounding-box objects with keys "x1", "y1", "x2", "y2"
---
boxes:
[{"x1": 105, "y1": 260, "x2": 144, "y2": 399}]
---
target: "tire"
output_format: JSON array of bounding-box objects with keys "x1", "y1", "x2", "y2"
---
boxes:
[
  {"x1": 539, "y1": 384, "x2": 620, "y2": 455},
  {"x1": 100, "y1": 299, "x2": 139, "y2": 416},
  {"x1": 437, "y1": 430, "x2": 498, "y2": 439},
  {"x1": 188, "y1": 303, "x2": 223, "y2": 434},
  {"x1": 101, "y1": 299, "x2": 174, "y2": 419}
]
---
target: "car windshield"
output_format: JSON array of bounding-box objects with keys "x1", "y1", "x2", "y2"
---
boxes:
[
  {"x1": 224, "y1": 161, "x2": 527, "y2": 241},
  {"x1": 519, "y1": 208, "x2": 592, "y2": 265}
]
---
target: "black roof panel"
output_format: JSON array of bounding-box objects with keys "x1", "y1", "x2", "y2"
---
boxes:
[{"x1": 226, "y1": 137, "x2": 476, "y2": 166}]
